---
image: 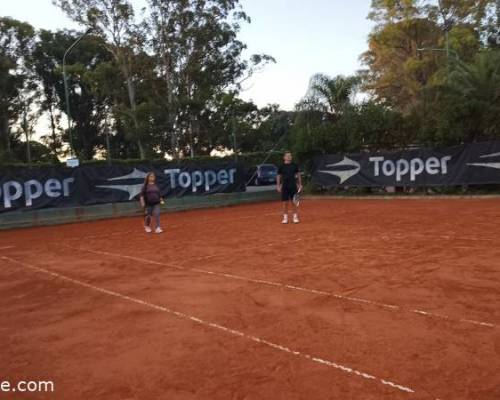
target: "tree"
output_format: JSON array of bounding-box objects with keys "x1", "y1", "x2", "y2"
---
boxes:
[
  {"x1": 292, "y1": 74, "x2": 361, "y2": 161},
  {"x1": 362, "y1": 0, "x2": 489, "y2": 114},
  {"x1": 32, "y1": 30, "x2": 114, "y2": 160},
  {"x1": 361, "y1": 17, "x2": 444, "y2": 113},
  {"x1": 10, "y1": 139, "x2": 57, "y2": 164},
  {"x1": 299, "y1": 74, "x2": 360, "y2": 117},
  {"x1": 32, "y1": 29, "x2": 68, "y2": 158},
  {"x1": 426, "y1": 50, "x2": 500, "y2": 144},
  {"x1": 53, "y1": 0, "x2": 149, "y2": 159},
  {"x1": 13, "y1": 84, "x2": 42, "y2": 165},
  {"x1": 146, "y1": 0, "x2": 274, "y2": 158},
  {"x1": 427, "y1": 0, "x2": 494, "y2": 30},
  {"x1": 62, "y1": 34, "x2": 114, "y2": 160},
  {"x1": 368, "y1": 0, "x2": 423, "y2": 23},
  {"x1": 0, "y1": 17, "x2": 36, "y2": 162}
]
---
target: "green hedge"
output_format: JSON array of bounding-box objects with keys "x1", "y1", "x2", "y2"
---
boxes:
[{"x1": 0, "y1": 151, "x2": 285, "y2": 170}]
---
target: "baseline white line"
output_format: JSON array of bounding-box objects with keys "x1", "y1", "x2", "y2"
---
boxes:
[
  {"x1": 1, "y1": 255, "x2": 417, "y2": 396},
  {"x1": 0, "y1": 246, "x2": 15, "y2": 250},
  {"x1": 67, "y1": 246, "x2": 496, "y2": 329}
]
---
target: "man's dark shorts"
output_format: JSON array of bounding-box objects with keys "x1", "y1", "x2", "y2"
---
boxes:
[{"x1": 281, "y1": 185, "x2": 298, "y2": 202}]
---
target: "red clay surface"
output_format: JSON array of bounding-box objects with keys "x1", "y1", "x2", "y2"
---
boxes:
[{"x1": 0, "y1": 199, "x2": 499, "y2": 400}]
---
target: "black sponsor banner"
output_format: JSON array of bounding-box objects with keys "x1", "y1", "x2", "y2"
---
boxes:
[
  {"x1": 0, "y1": 162, "x2": 245, "y2": 213},
  {"x1": 313, "y1": 141, "x2": 500, "y2": 188}
]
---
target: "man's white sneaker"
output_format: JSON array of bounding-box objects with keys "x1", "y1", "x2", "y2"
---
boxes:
[
  {"x1": 281, "y1": 215, "x2": 288, "y2": 224},
  {"x1": 293, "y1": 214, "x2": 300, "y2": 224},
  {"x1": 145, "y1": 226, "x2": 152, "y2": 233},
  {"x1": 155, "y1": 227, "x2": 164, "y2": 234}
]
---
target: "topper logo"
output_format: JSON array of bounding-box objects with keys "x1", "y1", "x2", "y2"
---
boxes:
[
  {"x1": 0, "y1": 178, "x2": 75, "y2": 209},
  {"x1": 164, "y1": 168, "x2": 237, "y2": 192},
  {"x1": 370, "y1": 156, "x2": 452, "y2": 182},
  {"x1": 318, "y1": 157, "x2": 361, "y2": 184},
  {"x1": 467, "y1": 151, "x2": 500, "y2": 170}
]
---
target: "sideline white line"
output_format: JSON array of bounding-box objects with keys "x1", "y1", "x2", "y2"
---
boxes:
[
  {"x1": 0, "y1": 246, "x2": 15, "y2": 250},
  {"x1": 194, "y1": 238, "x2": 303, "y2": 261},
  {"x1": 1, "y1": 255, "x2": 417, "y2": 396},
  {"x1": 67, "y1": 246, "x2": 496, "y2": 329}
]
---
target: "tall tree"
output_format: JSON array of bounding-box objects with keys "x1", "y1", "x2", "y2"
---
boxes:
[
  {"x1": 0, "y1": 17, "x2": 36, "y2": 162},
  {"x1": 31, "y1": 30, "x2": 115, "y2": 160},
  {"x1": 362, "y1": 1, "x2": 485, "y2": 113},
  {"x1": 53, "y1": 0, "x2": 148, "y2": 159},
  {"x1": 429, "y1": 50, "x2": 500, "y2": 144},
  {"x1": 368, "y1": 0, "x2": 424, "y2": 23},
  {"x1": 146, "y1": 0, "x2": 274, "y2": 157},
  {"x1": 299, "y1": 74, "x2": 360, "y2": 117},
  {"x1": 293, "y1": 74, "x2": 363, "y2": 160},
  {"x1": 32, "y1": 29, "x2": 68, "y2": 158}
]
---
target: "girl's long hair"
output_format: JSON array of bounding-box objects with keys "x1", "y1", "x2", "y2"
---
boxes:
[{"x1": 142, "y1": 172, "x2": 155, "y2": 192}]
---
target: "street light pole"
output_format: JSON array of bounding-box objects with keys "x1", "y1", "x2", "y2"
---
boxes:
[
  {"x1": 417, "y1": 47, "x2": 459, "y2": 60},
  {"x1": 497, "y1": 0, "x2": 500, "y2": 28},
  {"x1": 63, "y1": 28, "x2": 91, "y2": 159},
  {"x1": 232, "y1": 108, "x2": 237, "y2": 161},
  {"x1": 417, "y1": 47, "x2": 460, "y2": 81}
]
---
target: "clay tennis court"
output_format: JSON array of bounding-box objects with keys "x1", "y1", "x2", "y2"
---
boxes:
[{"x1": 1, "y1": 198, "x2": 499, "y2": 400}]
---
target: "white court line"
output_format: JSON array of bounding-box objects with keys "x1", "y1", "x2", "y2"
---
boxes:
[
  {"x1": 194, "y1": 238, "x2": 302, "y2": 261},
  {"x1": 0, "y1": 246, "x2": 15, "y2": 250},
  {"x1": 1, "y1": 255, "x2": 418, "y2": 396},
  {"x1": 67, "y1": 246, "x2": 496, "y2": 329}
]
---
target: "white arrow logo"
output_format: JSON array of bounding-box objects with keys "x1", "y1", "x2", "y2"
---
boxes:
[
  {"x1": 467, "y1": 152, "x2": 500, "y2": 170},
  {"x1": 107, "y1": 168, "x2": 148, "y2": 181},
  {"x1": 96, "y1": 168, "x2": 148, "y2": 200},
  {"x1": 318, "y1": 156, "x2": 361, "y2": 184}
]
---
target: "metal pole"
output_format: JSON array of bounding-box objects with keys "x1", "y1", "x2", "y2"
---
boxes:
[
  {"x1": 63, "y1": 29, "x2": 91, "y2": 158},
  {"x1": 104, "y1": 108, "x2": 112, "y2": 165},
  {"x1": 417, "y1": 48, "x2": 459, "y2": 60},
  {"x1": 444, "y1": 30, "x2": 450, "y2": 76},
  {"x1": 22, "y1": 105, "x2": 31, "y2": 166},
  {"x1": 497, "y1": 0, "x2": 500, "y2": 26},
  {"x1": 26, "y1": 132, "x2": 31, "y2": 167},
  {"x1": 497, "y1": 0, "x2": 500, "y2": 45},
  {"x1": 62, "y1": 65, "x2": 73, "y2": 157},
  {"x1": 232, "y1": 109, "x2": 237, "y2": 161},
  {"x1": 437, "y1": 0, "x2": 451, "y2": 76}
]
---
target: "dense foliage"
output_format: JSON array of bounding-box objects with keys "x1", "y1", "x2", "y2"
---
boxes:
[{"x1": 1, "y1": 0, "x2": 500, "y2": 166}]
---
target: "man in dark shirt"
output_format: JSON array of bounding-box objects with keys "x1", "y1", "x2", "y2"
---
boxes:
[{"x1": 277, "y1": 151, "x2": 302, "y2": 224}]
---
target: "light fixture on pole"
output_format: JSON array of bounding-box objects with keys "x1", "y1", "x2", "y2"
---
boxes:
[{"x1": 63, "y1": 28, "x2": 92, "y2": 164}]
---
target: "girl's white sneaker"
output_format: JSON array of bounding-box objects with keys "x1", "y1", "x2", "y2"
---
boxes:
[
  {"x1": 155, "y1": 227, "x2": 164, "y2": 234},
  {"x1": 145, "y1": 226, "x2": 152, "y2": 233}
]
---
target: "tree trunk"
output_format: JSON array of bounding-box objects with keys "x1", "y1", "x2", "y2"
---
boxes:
[
  {"x1": 21, "y1": 107, "x2": 31, "y2": 165},
  {"x1": 163, "y1": 49, "x2": 177, "y2": 159},
  {"x1": 114, "y1": 50, "x2": 145, "y2": 160},
  {"x1": 0, "y1": 114, "x2": 11, "y2": 156},
  {"x1": 188, "y1": 115, "x2": 200, "y2": 158},
  {"x1": 125, "y1": 74, "x2": 145, "y2": 160},
  {"x1": 25, "y1": 127, "x2": 31, "y2": 165},
  {"x1": 48, "y1": 102, "x2": 58, "y2": 158}
]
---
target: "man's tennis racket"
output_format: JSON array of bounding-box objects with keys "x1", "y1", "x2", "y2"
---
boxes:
[{"x1": 293, "y1": 191, "x2": 301, "y2": 207}]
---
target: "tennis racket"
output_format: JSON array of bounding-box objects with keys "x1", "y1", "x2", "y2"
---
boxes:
[{"x1": 293, "y1": 190, "x2": 301, "y2": 207}]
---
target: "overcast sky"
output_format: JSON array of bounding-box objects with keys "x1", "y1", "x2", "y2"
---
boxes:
[{"x1": 2, "y1": 0, "x2": 374, "y2": 110}]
